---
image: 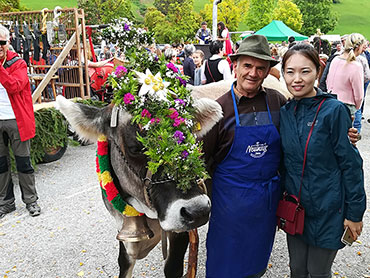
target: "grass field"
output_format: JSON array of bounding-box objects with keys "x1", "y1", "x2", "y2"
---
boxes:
[
  {"x1": 20, "y1": 0, "x2": 77, "y2": 10},
  {"x1": 329, "y1": 0, "x2": 370, "y2": 39},
  {"x1": 21, "y1": 0, "x2": 370, "y2": 38}
]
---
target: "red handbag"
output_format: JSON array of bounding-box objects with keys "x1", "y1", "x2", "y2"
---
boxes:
[{"x1": 277, "y1": 98, "x2": 326, "y2": 235}]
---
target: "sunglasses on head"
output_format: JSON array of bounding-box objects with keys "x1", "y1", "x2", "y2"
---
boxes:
[{"x1": 0, "y1": 41, "x2": 7, "y2": 45}]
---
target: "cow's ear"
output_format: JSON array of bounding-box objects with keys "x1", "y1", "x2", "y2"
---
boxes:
[
  {"x1": 193, "y1": 98, "x2": 223, "y2": 138},
  {"x1": 55, "y1": 95, "x2": 109, "y2": 141}
]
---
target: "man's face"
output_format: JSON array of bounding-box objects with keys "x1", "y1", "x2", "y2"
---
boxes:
[
  {"x1": 234, "y1": 55, "x2": 270, "y2": 97},
  {"x1": 202, "y1": 24, "x2": 207, "y2": 30},
  {"x1": 0, "y1": 34, "x2": 9, "y2": 61},
  {"x1": 336, "y1": 43, "x2": 341, "y2": 51}
]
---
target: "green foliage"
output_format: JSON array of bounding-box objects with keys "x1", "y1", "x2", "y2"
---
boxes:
[
  {"x1": 1, "y1": 0, "x2": 28, "y2": 11},
  {"x1": 245, "y1": 0, "x2": 275, "y2": 31},
  {"x1": 143, "y1": 0, "x2": 200, "y2": 43},
  {"x1": 78, "y1": 0, "x2": 134, "y2": 25},
  {"x1": 272, "y1": 0, "x2": 302, "y2": 32},
  {"x1": 293, "y1": 0, "x2": 338, "y2": 35},
  {"x1": 153, "y1": 0, "x2": 186, "y2": 15},
  {"x1": 199, "y1": 0, "x2": 249, "y2": 32},
  {"x1": 31, "y1": 108, "x2": 68, "y2": 165}
]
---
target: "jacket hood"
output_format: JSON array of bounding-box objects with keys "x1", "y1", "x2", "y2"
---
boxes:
[{"x1": 6, "y1": 50, "x2": 18, "y2": 60}]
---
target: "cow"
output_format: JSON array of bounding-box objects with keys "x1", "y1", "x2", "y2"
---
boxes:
[{"x1": 55, "y1": 95, "x2": 223, "y2": 278}]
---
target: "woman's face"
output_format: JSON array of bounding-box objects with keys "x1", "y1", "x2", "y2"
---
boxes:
[
  {"x1": 193, "y1": 53, "x2": 202, "y2": 67},
  {"x1": 283, "y1": 53, "x2": 318, "y2": 100}
]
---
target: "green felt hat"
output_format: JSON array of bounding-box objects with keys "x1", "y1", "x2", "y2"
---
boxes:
[{"x1": 229, "y1": 35, "x2": 279, "y2": 67}]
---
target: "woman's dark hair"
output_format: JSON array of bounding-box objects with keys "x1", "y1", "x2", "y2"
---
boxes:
[
  {"x1": 217, "y1": 21, "x2": 225, "y2": 37},
  {"x1": 281, "y1": 43, "x2": 321, "y2": 74},
  {"x1": 209, "y1": 40, "x2": 223, "y2": 55}
]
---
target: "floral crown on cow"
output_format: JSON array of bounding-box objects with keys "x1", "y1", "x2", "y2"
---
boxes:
[{"x1": 103, "y1": 19, "x2": 208, "y2": 192}]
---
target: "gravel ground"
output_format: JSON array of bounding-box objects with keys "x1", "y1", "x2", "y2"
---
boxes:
[{"x1": 1, "y1": 95, "x2": 370, "y2": 278}]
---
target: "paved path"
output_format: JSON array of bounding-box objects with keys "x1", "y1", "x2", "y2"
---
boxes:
[{"x1": 1, "y1": 95, "x2": 370, "y2": 278}]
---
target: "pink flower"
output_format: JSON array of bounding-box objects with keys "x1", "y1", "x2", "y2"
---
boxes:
[
  {"x1": 141, "y1": 109, "x2": 151, "y2": 118},
  {"x1": 115, "y1": 66, "x2": 128, "y2": 78},
  {"x1": 123, "y1": 93, "x2": 135, "y2": 104},
  {"x1": 173, "y1": 117, "x2": 185, "y2": 127},
  {"x1": 168, "y1": 108, "x2": 179, "y2": 120},
  {"x1": 150, "y1": 118, "x2": 161, "y2": 124}
]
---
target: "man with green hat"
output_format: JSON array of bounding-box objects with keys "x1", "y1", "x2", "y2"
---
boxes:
[{"x1": 202, "y1": 34, "x2": 286, "y2": 277}]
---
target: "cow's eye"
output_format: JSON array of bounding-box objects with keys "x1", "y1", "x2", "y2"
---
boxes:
[{"x1": 127, "y1": 144, "x2": 143, "y2": 155}]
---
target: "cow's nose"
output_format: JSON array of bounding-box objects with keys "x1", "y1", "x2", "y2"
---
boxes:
[{"x1": 180, "y1": 201, "x2": 211, "y2": 225}]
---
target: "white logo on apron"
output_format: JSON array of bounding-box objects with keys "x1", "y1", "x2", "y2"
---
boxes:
[{"x1": 246, "y1": 142, "x2": 268, "y2": 158}]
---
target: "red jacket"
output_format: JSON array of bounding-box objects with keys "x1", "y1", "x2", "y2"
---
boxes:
[{"x1": 0, "y1": 50, "x2": 35, "y2": 141}]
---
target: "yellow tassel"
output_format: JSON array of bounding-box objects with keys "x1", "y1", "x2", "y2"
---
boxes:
[
  {"x1": 98, "y1": 134, "x2": 107, "y2": 142},
  {"x1": 101, "y1": 171, "x2": 113, "y2": 188},
  {"x1": 123, "y1": 205, "x2": 142, "y2": 216}
]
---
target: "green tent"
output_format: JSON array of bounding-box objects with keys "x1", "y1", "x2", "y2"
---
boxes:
[{"x1": 247, "y1": 20, "x2": 308, "y2": 42}]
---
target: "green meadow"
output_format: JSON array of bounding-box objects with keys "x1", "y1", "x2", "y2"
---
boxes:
[{"x1": 20, "y1": 0, "x2": 370, "y2": 39}]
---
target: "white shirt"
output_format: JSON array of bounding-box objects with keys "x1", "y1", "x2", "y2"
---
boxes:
[
  {"x1": 0, "y1": 83, "x2": 16, "y2": 119},
  {"x1": 201, "y1": 54, "x2": 232, "y2": 83}
]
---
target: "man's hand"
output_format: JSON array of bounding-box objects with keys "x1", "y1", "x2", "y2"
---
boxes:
[
  {"x1": 348, "y1": 127, "x2": 359, "y2": 146},
  {"x1": 344, "y1": 219, "x2": 363, "y2": 241}
]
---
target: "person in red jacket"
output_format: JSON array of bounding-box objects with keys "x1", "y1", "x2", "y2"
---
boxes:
[{"x1": 0, "y1": 25, "x2": 40, "y2": 218}]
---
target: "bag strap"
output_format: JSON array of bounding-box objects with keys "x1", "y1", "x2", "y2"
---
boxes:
[
  {"x1": 298, "y1": 98, "x2": 326, "y2": 202},
  {"x1": 206, "y1": 60, "x2": 216, "y2": 82}
]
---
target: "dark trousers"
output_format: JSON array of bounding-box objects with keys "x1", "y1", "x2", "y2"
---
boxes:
[
  {"x1": 287, "y1": 234, "x2": 338, "y2": 278},
  {"x1": 0, "y1": 119, "x2": 37, "y2": 206}
]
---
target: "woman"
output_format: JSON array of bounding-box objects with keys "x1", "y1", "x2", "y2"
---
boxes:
[
  {"x1": 326, "y1": 33, "x2": 365, "y2": 130},
  {"x1": 164, "y1": 48, "x2": 182, "y2": 73},
  {"x1": 280, "y1": 43, "x2": 366, "y2": 278},
  {"x1": 193, "y1": 49, "x2": 204, "y2": 86},
  {"x1": 217, "y1": 22, "x2": 232, "y2": 56}
]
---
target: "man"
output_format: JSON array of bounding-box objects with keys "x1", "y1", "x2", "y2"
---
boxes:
[
  {"x1": 0, "y1": 25, "x2": 40, "y2": 218},
  {"x1": 201, "y1": 40, "x2": 232, "y2": 84},
  {"x1": 202, "y1": 34, "x2": 285, "y2": 278},
  {"x1": 195, "y1": 22, "x2": 211, "y2": 45}
]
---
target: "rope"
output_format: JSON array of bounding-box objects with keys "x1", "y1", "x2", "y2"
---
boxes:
[{"x1": 41, "y1": 8, "x2": 48, "y2": 35}]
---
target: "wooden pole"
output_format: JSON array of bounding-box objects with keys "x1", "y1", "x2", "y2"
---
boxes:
[{"x1": 31, "y1": 26, "x2": 80, "y2": 103}]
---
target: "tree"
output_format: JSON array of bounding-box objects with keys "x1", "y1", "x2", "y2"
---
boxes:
[
  {"x1": 0, "y1": 0, "x2": 27, "y2": 12},
  {"x1": 153, "y1": 0, "x2": 186, "y2": 15},
  {"x1": 272, "y1": 0, "x2": 302, "y2": 32},
  {"x1": 78, "y1": 0, "x2": 134, "y2": 25},
  {"x1": 199, "y1": 0, "x2": 249, "y2": 33},
  {"x1": 144, "y1": 0, "x2": 200, "y2": 43},
  {"x1": 293, "y1": 0, "x2": 338, "y2": 35},
  {"x1": 245, "y1": 0, "x2": 275, "y2": 31}
]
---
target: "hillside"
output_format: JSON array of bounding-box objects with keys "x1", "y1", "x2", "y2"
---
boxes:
[{"x1": 19, "y1": 0, "x2": 370, "y2": 39}]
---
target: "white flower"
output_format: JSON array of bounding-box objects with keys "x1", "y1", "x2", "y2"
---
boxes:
[{"x1": 134, "y1": 69, "x2": 170, "y2": 102}]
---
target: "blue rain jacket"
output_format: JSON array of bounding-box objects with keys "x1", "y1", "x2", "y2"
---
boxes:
[{"x1": 280, "y1": 88, "x2": 366, "y2": 250}]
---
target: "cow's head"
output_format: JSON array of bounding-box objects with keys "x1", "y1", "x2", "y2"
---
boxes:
[{"x1": 56, "y1": 95, "x2": 222, "y2": 232}]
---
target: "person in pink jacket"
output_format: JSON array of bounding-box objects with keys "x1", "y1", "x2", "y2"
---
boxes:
[
  {"x1": 326, "y1": 33, "x2": 365, "y2": 117},
  {"x1": 0, "y1": 25, "x2": 40, "y2": 218}
]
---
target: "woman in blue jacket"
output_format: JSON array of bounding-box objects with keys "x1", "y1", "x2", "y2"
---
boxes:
[{"x1": 280, "y1": 43, "x2": 366, "y2": 278}]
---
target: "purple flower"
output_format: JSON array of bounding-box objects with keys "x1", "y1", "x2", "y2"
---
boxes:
[
  {"x1": 181, "y1": 150, "x2": 189, "y2": 159},
  {"x1": 150, "y1": 118, "x2": 161, "y2": 124},
  {"x1": 141, "y1": 109, "x2": 151, "y2": 118},
  {"x1": 168, "y1": 108, "x2": 179, "y2": 120},
  {"x1": 124, "y1": 23, "x2": 131, "y2": 31},
  {"x1": 155, "y1": 56, "x2": 159, "y2": 61},
  {"x1": 175, "y1": 99, "x2": 186, "y2": 106},
  {"x1": 166, "y1": 63, "x2": 179, "y2": 73},
  {"x1": 115, "y1": 66, "x2": 127, "y2": 78},
  {"x1": 123, "y1": 93, "x2": 135, "y2": 104},
  {"x1": 173, "y1": 130, "x2": 185, "y2": 144},
  {"x1": 175, "y1": 76, "x2": 186, "y2": 86}
]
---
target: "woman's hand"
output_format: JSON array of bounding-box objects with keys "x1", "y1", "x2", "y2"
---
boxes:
[{"x1": 344, "y1": 219, "x2": 363, "y2": 241}]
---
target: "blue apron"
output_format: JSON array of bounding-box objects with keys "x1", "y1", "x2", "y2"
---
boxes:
[{"x1": 206, "y1": 86, "x2": 281, "y2": 277}]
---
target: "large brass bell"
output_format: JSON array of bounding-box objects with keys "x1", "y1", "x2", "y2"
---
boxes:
[{"x1": 116, "y1": 215, "x2": 154, "y2": 242}]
